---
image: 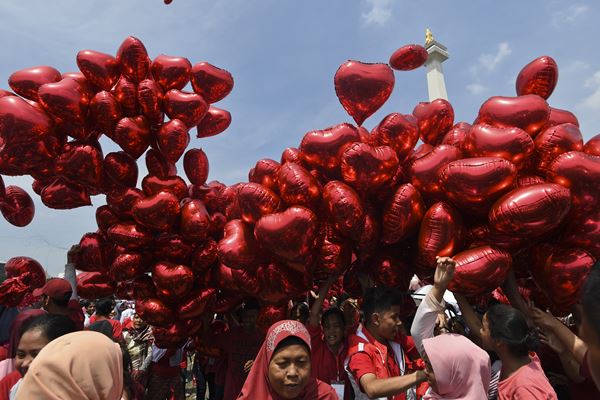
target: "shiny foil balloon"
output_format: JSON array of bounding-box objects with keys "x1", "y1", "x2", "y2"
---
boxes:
[
  {"x1": 441, "y1": 122, "x2": 471, "y2": 147},
  {"x1": 164, "y1": 89, "x2": 208, "y2": 128},
  {"x1": 141, "y1": 175, "x2": 188, "y2": 199},
  {"x1": 477, "y1": 95, "x2": 550, "y2": 136},
  {"x1": 137, "y1": 79, "x2": 163, "y2": 123},
  {"x1": 418, "y1": 202, "x2": 463, "y2": 268},
  {"x1": 409, "y1": 144, "x2": 462, "y2": 199},
  {"x1": 515, "y1": 56, "x2": 558, "y2": 99},
  {"x1": 1, "y1": 185, "x2": 35, "y2": 227},
  {"x1": 413, "y1": 99, "x2": 455, "y2": 145},
  {"x1": 41, "y1": 179, "x2": 91, "y2": 209},
  {"x1": 466, "y1": 224, "x2": 528, "y2": 250},
  {"x1": 534, "y1": 123, "x2": 583, "y2": 172},
  {"x1": 322, "y1": 181, "x2": 365, "y2": 241},
  {"x1": 55, "y1": 142, "x2": 104, "y2": 188},
  {"x1": 462, "y1": 124, "x2": 534, "y2": 167},
  {"x1": 103, "y1": 151, "x2": 138, "y2": 188},
  {"x1": 255, "y1": 206, "x2": 318, "y2": 272},
  {"x1": 371, "y1": 113, "x2": 419, "y2": 160},
  {"x1": 237, "y1": 182, "x2": 282, "y2": 224},
  {"x1": 515, "y1": 174, "x2": 545, "y2": 187},
  {"x1": 133, "y1": 190, "x2": 180, "y2": 231},
  {"x1": 547, "y1": 151, "x2": 600, "y2": 212},
  {"x1": 489, "y1": 183, "x2": 571, "y2": 237},
  {"x1": 76, "y1": 232, "x2": 108, "y2": 272},
  {"x1": 112, "y1": 76, "x2": 139, "y2": 117},
  {"x1": 356, "y1": 204, "x2": 381, "y2": 263},
  {"x1": 180, "y1": 199, "x2": 210, "y2": 241},
  {"x1": 389, "y1": 44, "x2": 428, "y2": 71},
  {"x1": 178, "y1": 288, "x2": 217, "y2": 319},
  {"x1": 218, "y1": 219, "x2": 259, "y2": 270},
  {"x1": 111, "y1": 116, "x2": 151, "y2": 159},
  {"x1": 8, "y1": 65, "x2": 62, "y2": 101},
  {"x1": 38, "y1": 78, "x2": 88, "y2": 124},
  {"x1": 256, "y1": 262, "x2": 300, "y2": 304},
  {"x1": 316, "y1": 224, "x2": 353, "y2": 276},
  {"x1": 562, "y1": 209, "x2": 600, "y2": 259},
  {"x1": 196, "y1": 106, "x2": 232, "y2": 138},
  {"x1": 183, "y1": 148, "x2": 209, "y2": 186},
  {"x1": 448, "y1": 246, "x2": 512, "y2": 296},
  {"x1": 151, "y1": 54, "x2": 192, "y2": 91},
  {"x1": 0, "y1": 96, "x2": 53, "y2": 146},
  {"x1": 106, "y1": 187, "x2": 144, "y2": 218},
  {"x1": 76, "y1": 272, "x2": 114, "y2": 299},
  {"x1": 153, "y1": 261, "x2": 194, "y2": 298},
  {"x1": 341, "y1": 142, "x2": 399, "y2": 192},
  {"x1": 157, "y1": 119, "x2": 190, "y2": 163},
  {"x1": 90, "y1": 91, "x2": 122, "y2": 134},
  {"x1": 547, "y1": 107, "x2": 579, "y2": 128},
  {"x1": 4, "y1": 257, "x2": 45, "y2": 288},
  {"x1": 76, "y1": 50, "x2": 120, "y2": 90},
  {"x1": 0, "y1": 176, "x2": 5, "y2": 201},
  {"x1": 381, "y1": 183, "x2": 425, "y2": 244},
  {"x1": 232, "y1": 268, "x2": 260, "y2": 296},
  {"x1": 190, "y1": 238, "x2": 218, "y2": 273},
  {"x1": 107, "y1": 222, "x2": 152, "y2": 249},
  {"x1": 153, "y1": 233, "x2": 193, "y2": 264},
  {"x1": 136, "y1": 298, "x2": 172, "y2": 327},
  {"x1": 584, "y1": 134, "x2": 600, "y2": 157},
  {"x1": 281, "y1": 147, "x2": 304, "y2": 165},
  {"x1": 334, "y1": 60, "x2": 394, "y2": 126},
  {"x1": 190, "y1": 62, "x2": 234, "y2": 103},
  {"x1": 277, "y1": 162, "x2": 321, "y2": 209},
  {"x1": 0, "y1": 140, "x2": 54, "y2": 176},
  {"x1": 116, "y1": 36, "x2": 150, "y2": 83},
  {"x1": 371, "y1": 250, "x2": 413, "y2": 290},
  {"x1": 146, "y1": 148, "x2": 177, "y2": 178},
  {"x1": 300, "y1": 123, "x2": 360, "y2": 176},
  {"x1": 249, "y1": 159, "x2": 280, "y2": 193},
  {"x1": 439, "y1": 157, "x2": 517, "y2": 211},
  {"x1": 109, "y1": 252, "x2": 147, "y2": 281}
]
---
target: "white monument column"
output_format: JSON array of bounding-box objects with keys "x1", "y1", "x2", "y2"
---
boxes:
[{"x1": 424, "y1": 29, "x2": 449, "y2": 101}]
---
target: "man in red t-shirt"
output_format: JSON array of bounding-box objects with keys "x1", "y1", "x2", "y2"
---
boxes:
[
  {"x1": 88, "y1": 298, "x2": 123, "y2": 341},
  {"x1": 32, "y1": 278, "x2": 84, "y2": 331}
]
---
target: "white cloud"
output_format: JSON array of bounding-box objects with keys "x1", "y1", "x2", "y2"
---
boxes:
[
  {"x1": 362, "y1": 0, "x2": 393, "y2": 26},
  {"x1": 466, "y1": 83, "x2": 488, "y2": 95},
  {"x1": 551, "y1": 4, "x2": 589, "y2": 27},
  {"x1": 473, "y1": 42, "x2": 512, "y2": 74},
  {"x1": 580, "y1": 71, "x2": 600, "y2": 110}
]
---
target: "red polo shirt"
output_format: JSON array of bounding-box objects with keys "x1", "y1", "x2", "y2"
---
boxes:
[{"x1": 307, "y1": 323, "x2": 348, "y2": 384}]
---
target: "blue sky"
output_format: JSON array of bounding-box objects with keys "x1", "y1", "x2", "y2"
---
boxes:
[{"x1": 0, "y1": 0, "x2": 598, "y2": 276}]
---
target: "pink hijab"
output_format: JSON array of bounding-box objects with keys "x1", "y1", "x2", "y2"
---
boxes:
[
  {"x1": 422, "y1": 333, "x2": 491, "y2": 400},
  {"x1": 238, "y1": 320, "x2": 338, "y2": 400},
  {"x1": 15, "y1": 330, "x2": 123, "y2": 400}
]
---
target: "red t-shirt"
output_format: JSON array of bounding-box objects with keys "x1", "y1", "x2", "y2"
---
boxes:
[
  {"x1": 307, "y1": 324, "x2": 348, "y2": 384},
  {"x1": 88, "y1": 315, "x2": 123, "y2": 341},
  {"x1": 498, "y1": 354, "x2": 558, "y2": 400},
  {"x1": 67, "y1": 299, "x2": 85, "y2": 331},
  {"x1": 0, "y1": 370, "x2": 21, "y2": 400}
]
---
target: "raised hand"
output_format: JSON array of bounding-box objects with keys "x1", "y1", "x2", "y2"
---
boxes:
[{"x1": 434, "y1": 256, "x2": 456, "y2": 290}]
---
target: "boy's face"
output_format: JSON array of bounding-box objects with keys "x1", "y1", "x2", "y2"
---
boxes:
[{"x1": 372, "y1": 305, "x2": 402, "y2": 341}]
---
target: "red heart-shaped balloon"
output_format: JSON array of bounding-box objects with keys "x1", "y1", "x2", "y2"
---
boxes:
[
  {"x1": 334, "y1": 60, "x2": 394, "y2": 126},
  {"x1": 103, "y1": 151, "x2": 138, "y2": 188},
  {"x1": 111, "y1": 76, "x2": 139, "y2": 117},
  {"x1": 439, "y1": 157, "x2": 517, "y2": 211},
  {"x1": 356, "y1": 204, "x2": 381, "y2": 263},
  {"x1": 370, "y1": 249, "x2": 413, "y2": 290},
  {"x1": 164, "y1": 89, "x2": 208, "y2": 128},
  {"x1": 137, "y1": 79, "x2": 164, "y2": 123},
  {"x1": 0, "y1": 140, "x2": 54, "y2": 176},
  {"x1": 315, "y1": 224, "x2": 352, "y2": 277},
  {"x1": 277, "y1": 162, "x2": 321, "y2": 210},
  {"x1": 107, "y1": 222, "x2": 152, "y2": 249},
  {"x1": 0, "y1": 89, "x2": 13, "y2": 98},
  {"x1": 152, "y1": 233, "x2": 194, "y2": 263},
  {"x1": 516, "y1": 56, "x2": 558, "y2": 100},
  {"x1": 418, "y1": 202, "x2": 463, "y2": 268},
  {"x1": 38, "y1": 78, "x2": 88, "y2": 124},
  {"x1": 190, "y1": 62, "x2": 234, "y2": 103},
  {"x1": 257, "y1": 305, "x2": 289, "y2": 333},
  {"x1": 110, "y1": 116, "x2": 151, "y2": 159},
  {"x1": 341, "y1": 142, "x2": 399, "y2": 192},
  {"x1": 255, "y1": 262, "x2": 300, "y2": 304},
  {"x1": 136, "y1": 298, "x2": 173, "y2": 327},
  {"x1": 381, "y1": 183, "x2": 425, "y2": 244},
  {"x1": 371, "y1": 113, "x2": 419, "y2": 160},
  {"x1": 448, "y1": 246, "x2": 512, "y2": 296},
  {"x1": 255, "y1": 206, "x2": 318, "y2": 272},
  {"x1": 96, "y1": 205, "x2": 120, "y2": 233},
  {"x1": 300, "y1": 123, "x2": 360, "y2": 177},
  {"x1": 77, "y1": 272, "x2": 114, "y2": 299},
  {"x1": 9, "y1": 66, "x2": 62, "y2": 101},
  {"x1": 409, "y1": 144, "x2": 462, "y2": 199},
  {"x1": 5, "y1": 257, "x2": 46, "y2": 288},
  {"x1": 190, "y1": 238, "x2": 218, "y2": 273},
  {"x1": 178, "y1": 288, "x2": 217, "y2": 319},
  {"x1": 89, "y1": 91, "x2": 122, "y2": 135},
  {"x1": 562, "y1": 209, "x2": 600, "y2": 259},
  {"x1": 516, "y1": 174, "x2": 545, "y2": 188},
  {"x1": 76, "y1": 50, "x2": 120, "y2": 90},
  {"x1": 106, "y1": 187, "x2": 144, "y2": 218},
  {"x1": 547, "y1": 107, "x2": 579, "y2": 128},
  {"x1": 489, "y1": 183, "x2": 571, "y2": 237},
  {"x1": 41, "y1": 178, "x2": 91, "y2": 209},
  {"x1": 153, "y1": 261, "x2": 194, "y2": 298},
  {"x1": 157, "y1": 119, "x2": 190, "y2": 163},
  {"x1": 146, "y1": 148, "x2": 177, "y2": 178},
  {"x1": 55, "y1": 142, "x2": 104, "y2": 188},
  {"x1": 196, "y1": 106, "x2": 231, "y2": 138},
  {"x1": 389, "y1": 44, "x2": 428, "y2": 71},
  {"x1": 249, "y1": 159, "x2": 280, "y2": 193},
  {"x1": 116, "y1": 36, "x2": 150, "y2": 83},
  {"x1": 133, "y1": 191, "x2": 181, "y2": 231},
  {"x1": 322, "y1": 181, "x2": 365, "y2": 241},
  {"x1": 218, "y1": 219, "x2": 259, "y2": 270},
  {"x1": 141, "y1": 175, "x2": 188, "y2": 199},
  {"x1": 180, "y1": 199, "x2": 210, "y2": 242},
  {"x1": 109, "y1": 252, "x2": 147, "y2": 281},
  {"x1": 0, "y1": 186, "x2": 35, "y2": 227},
  {"x1": 151, "y1": 54, "x2": 192, "y2": 91},
  {"x1": 237, "y1": 183, "x2": 282, "y2": 224},
  {"x1": 0, "y1": 96, "x2": 53, "y2": 146},
  {"x1": 76, "y1": 232, "x2": 109, "y2": 272},
  {"x1": 465, "y1": 224, "x2": 528, "y2": 251},
  {"x1": 441, "y1": 122, "x2": 471, "y2": 147},
  {"x1": 584, "y1": 134, "x2": 600, "y2": 157},
  {"x1": 478, "y1": 95, "x2": 550, "y2": 136},
  {"x1": 183, "y1": 148, "x2": 209, "y2": 186},
  {"x1": 463, "y1": 124, "x2": 534, "y2": 167},
  {"x1": 0, "y1": 176, "x2": 5, "y2": 201},
  {"x1": 281, "y1": 147, "x2": 305, "y2": 166},
  {"x1": 547, "y1": 151, "x2": 600, "y2": 213},
  {"x1": 534, "y1": 123, "x2": 583, "y2": 172},
  {"x1": 413, "y1": 99, "x2": 454, "y2": 145}
]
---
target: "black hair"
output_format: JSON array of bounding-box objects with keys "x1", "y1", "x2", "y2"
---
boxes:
[
  {"x1": 290, "y1": 302, "x2": 309, "y2": 323},
  {"x1": 89, "y1": 320, "x2": 114, "y2": 340},
  {"x1": 486, "y1": 304, "x2": 538, "y2": 357},
  {"x1": 20, "y1": 314, "x2": 77, "y2": 342},
  {"x1": 272, "y1": 336, "x2": 310, "y2": 359},
  {"x1": 51, "y1": 292, "x2": 71, "y2": 308},
  {"x1": 95, "y1": 298, "x2": 114, "y2": 317},
  {"x1": 581, "y1": 262, "x2": 600, "y2": 340},
  {"x1": 321, "y1": 307, "x2": 345, "y2": 327},
  {"x1": 362, "y1": 287, "x2": 403, "y2": 326}
]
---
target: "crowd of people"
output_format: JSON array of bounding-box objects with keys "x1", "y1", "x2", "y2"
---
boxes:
[{"x1": 0, "y1": 251, "x2": 599, "y2": 400}]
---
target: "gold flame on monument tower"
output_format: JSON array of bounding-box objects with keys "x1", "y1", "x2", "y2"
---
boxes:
[{"x1": 425, "y1": 28, "x2": 434, "y2": 46}]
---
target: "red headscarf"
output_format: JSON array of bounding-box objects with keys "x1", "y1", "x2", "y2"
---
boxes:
[
  {"x1": 8, "y1": 310, "x2": 46, "y2": 358},
  {"x1": 238, "y1": 320, "x2": 338, "y2": 400}
]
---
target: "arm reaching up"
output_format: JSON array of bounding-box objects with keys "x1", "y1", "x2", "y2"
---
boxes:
[{"x1": 308, "y1": 276, "x2": 336, "y2": 327}]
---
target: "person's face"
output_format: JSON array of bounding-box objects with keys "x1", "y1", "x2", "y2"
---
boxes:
[
  {"x1": 580, "y1": 311, "x2": 600, "y2": 389},
  {"x1": 15, "y1": 329, "x2": 50, "y2": 376},
  {"x1": 422, "y1": 352, "x2": 439, "y2": 394},
  {"x1": 87, "y1": 303, "x2": 96, "y2": 316},
  {"x1": 133, "y1": 313, "x2": 146, "y2": 329},
  {"x1": 480, "y1": 314, "x2": 497, "y2": 351},
  {"x1": 268, "y1": 344, "x2": 311, "y2": 399},
  {"x1": 372, "y1": 305, "x2": 402, "y2": 341},
  {"x1": 322, "y1": 314, "x2": 344, "y2": 349},
  {"x1": 241, "y1": 309, "x2": 258, "y2": 332}
]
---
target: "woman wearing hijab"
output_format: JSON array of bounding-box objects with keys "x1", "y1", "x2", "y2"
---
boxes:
[
  {"x1": 411, "y1": 258, "x2": 491, "y2": 399},
  {"x1": 0, "y1": 310, "x2": 45, "y2": 380},
  {"x1": 238, "y1": 319, "x2": 339, "y2": 400},
  {"x1": 14, "y1": 330, "x2": 123, "y2": 400},
  {"x1": 123, "y1": 313, "x2": 153, "y2": 390}
]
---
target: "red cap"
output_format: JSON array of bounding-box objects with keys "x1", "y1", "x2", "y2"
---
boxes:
[{"x1": 32, "y1": 278, "x2": 72, "y2": 301}]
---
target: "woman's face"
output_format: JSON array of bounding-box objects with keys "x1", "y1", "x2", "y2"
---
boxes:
[
  {"x1": 268, "y1": 343, "x2": 311, "y2": 399},
  {"x1": 132, "y1": 313, "x2": 146, "y2": 329},
  {"x1": 15, "y1": 329, "x2": 50, "y2": 376}
]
